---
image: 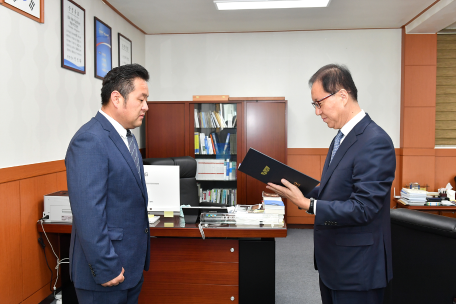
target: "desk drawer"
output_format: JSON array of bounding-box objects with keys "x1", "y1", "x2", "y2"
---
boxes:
[
  {"x1": 149, "y1": 260, "x2": 238, "y2": 285},
  {"x1": 139, "y1": 282, "x2": 238, "y2": 304},
  {"x1": 151, "y1": 238, "x2": 239, "y2": 262}
]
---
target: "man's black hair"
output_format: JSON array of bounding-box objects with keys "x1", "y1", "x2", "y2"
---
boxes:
[
  {"x1": 101, "y1": 63, "x2": 149, "y2": 106},
  {"x1": 308, "y1": 64, "x2": 358, "y2": 101}
]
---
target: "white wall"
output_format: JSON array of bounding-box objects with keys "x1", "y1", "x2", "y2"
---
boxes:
[
  {"x1": 145, "y1": 29, "x2": 402, "y2": 148},
  {"x1": 0, "y1": 0, "x2": 146, "y2": 169}
]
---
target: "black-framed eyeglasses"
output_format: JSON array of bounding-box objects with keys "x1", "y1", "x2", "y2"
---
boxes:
[{"x1": 311, "y1": 91, "x2": 337, "y2": 109}]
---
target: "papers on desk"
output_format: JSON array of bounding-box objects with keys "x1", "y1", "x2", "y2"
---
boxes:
[
  {"x1": 440, "y1": 201, "x2": 456, "y2": 206},
  {"x1": 400, "y1": 188, "x2": 426, "y2": 203}
]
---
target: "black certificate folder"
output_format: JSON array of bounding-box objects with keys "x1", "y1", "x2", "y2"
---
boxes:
[{"x1": 238, "y1": 148, "x2": 320, "y2": 196}]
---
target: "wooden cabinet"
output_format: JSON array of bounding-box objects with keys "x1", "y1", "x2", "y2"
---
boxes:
[
  {"x1": 140, "y1": 238, "x2": 239, "y2": 304},
  {"x1": 145, "y1": 98, "x2": 287, "y2": 205}
]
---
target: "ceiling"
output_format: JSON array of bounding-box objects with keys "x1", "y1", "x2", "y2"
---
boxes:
[{"x1": 105, "y1": 0, "x2": 455, "y2": 35}]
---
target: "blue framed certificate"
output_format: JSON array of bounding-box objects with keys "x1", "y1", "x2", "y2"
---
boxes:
[{"x1": 94, "y1": 17, "x2": 112, "y2": 80}]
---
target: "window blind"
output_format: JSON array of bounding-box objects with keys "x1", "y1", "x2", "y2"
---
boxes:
[{"x1": 436, "y1": 34, "x2": 456, "y2": 145}]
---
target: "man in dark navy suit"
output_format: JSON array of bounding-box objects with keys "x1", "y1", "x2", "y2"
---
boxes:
[
  {"x1": 66, "y1": 64, "x2": 151, "y2": 304},
  {"x1": 267, "y1": 64, "x2": 395, "y2": 304}
]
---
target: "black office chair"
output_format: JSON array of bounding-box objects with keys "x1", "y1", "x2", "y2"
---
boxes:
[
  {"x1": 142, "y1": 156, "x2": 199, "y2": 206},
  {"x1": 385, "y1": 209, "x2": 456, "y2": 304}
]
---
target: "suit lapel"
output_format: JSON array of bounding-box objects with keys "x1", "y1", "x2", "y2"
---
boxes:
[
  {"x1": 318, "y1": 114, "x2": 372, "y2": 197},
  {"x1": 95, "y1": 112, "x2": 146, "y2": 199}
]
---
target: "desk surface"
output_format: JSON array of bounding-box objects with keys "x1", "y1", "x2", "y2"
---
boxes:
[
  {"x1": 37, "y1": 216, "x2": 287, "y2": 238},
  {"x1": 396, "y1": 202, "x2": 456, "y2": 211}
]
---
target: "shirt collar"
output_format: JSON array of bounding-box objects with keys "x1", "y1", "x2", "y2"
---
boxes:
[
  {"x1": 339, "y1": 109, "x2": 366, "y2": 137},
  {"x1": 98, "y1": 109, "x2": 129, "y2": 139}
]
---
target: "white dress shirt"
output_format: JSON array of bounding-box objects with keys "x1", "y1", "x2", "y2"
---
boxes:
[{"x1": 98, "y1": 109, "x2": 130, "y2": 150}]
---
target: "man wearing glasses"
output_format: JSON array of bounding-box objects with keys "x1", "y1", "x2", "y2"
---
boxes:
[{"x1": 267, "y1": 64, "x2": 395, "y2": 304}]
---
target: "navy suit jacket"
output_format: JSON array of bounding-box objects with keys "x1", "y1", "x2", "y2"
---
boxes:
[
  {"x1": 65, "y1": 112, "x2": 150, "y2": 291},
  {"x1": 307, "y1": 114, "x2": 395, "y2": 291}
]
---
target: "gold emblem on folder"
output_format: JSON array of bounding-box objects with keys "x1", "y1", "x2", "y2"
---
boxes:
[
  {"x1": 293, "y1": 182, "x2": 301, "y2": 187},
  {"x1": 261, "y1": 166, "x2": 270, "y2": 175}
]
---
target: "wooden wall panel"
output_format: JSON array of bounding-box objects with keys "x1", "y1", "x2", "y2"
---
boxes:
[
  {"x1": 402, "y1": 107, "x2": 435, "y2": 148},
  {"x1": 286, "y1": 155, "x2": 321, "y2": 218},
  {"x1": 0, "y1": 181, "x2": 23, "y2": 304},
  {"x1": 402, "y1": 156, "x2": 435, "y2": 191},
  {"x1": 20, "y1": 174, "x2": 61, "y2": 300},
  {"x1": 245, "y1": 102, "x2": 287, "y2": 206},
  {"x1": 145, "y1": 102, "x2": 186, "y2": 158},
  {"x1": 404, "y1": 65, "x2": 436, "y2": 107},
  {"x1": 404, "y1": 34, "x2": 437, "y2": 66},
  {"x1": 435, "y1": 156, "x2": 456, "y2": 189}
]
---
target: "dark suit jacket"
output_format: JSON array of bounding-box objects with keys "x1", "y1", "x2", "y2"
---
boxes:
[
  {"x1": 307, "y1": 114, "x2": 395, "y2": 291},
  {"x1": 65, "y1": 112, "x2": 150, "y2": 291}
]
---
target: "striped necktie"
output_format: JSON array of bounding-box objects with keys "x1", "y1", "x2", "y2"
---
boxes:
[
  {"x1": 330, "y1": 130, "x2": 344, "y2": 164},
  {"x1": 126, "y1": 130, "x2": 141, "y2": 179}
]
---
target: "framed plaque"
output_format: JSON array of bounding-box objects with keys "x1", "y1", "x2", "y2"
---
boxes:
[
  {"x1": 61, "y1": 0, "x2": 85, "y2": 74},
  {"x1": 1, "y1": 0, "x2": 44, "y2": 23},
  {"x1": 94, "y1": 17, "x2": 112, "y2": 80},
  {"x1": 118, "y1": 33, "x2": 132, "y2": 66}
]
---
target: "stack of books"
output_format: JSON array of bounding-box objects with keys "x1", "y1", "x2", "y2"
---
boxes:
[
  {"x1": 399, "y1": 188, "x2": 426, "y2": 205},
  {"x1": 262, "y1": 192, "x2": 285, "y2": 215}
]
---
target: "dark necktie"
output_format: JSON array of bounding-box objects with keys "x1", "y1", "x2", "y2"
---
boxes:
[
  {"x1": 126, "y1": 130, "x2": 141, "y2": 179},
  {"x1": 330, "y1": 130, "x2": 344, "y2": 164}
]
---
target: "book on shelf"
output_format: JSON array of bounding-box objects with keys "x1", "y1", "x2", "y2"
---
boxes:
[
  {"x1": 195, "y1": 132, "x2": 234, "y2": 156},
  {"x1": 194, "y1": 108, "x2": 231, "y2": 130},
  {"x1": 194, "y1": 132, "x2": 200, "y2": 154},
  {"x1": 223, "y1": 133, "x2": 230, "y2": 154},
  {"x1": 210, "y1": 133, "x2": 220, "y2": 154},
  {"x1": 197, "y1": 186, "x2": 237, "y2": 206},
  {"x1": 199, "y1": 133, "x2": 207, "y2": 154},
  {"x1": 196, "y1": 159, "x2": 236, "y2": 180},
  {"x1": 230, "y1": 133, "x2": 237, "y2": 154},
  {"x1": 194, "y1": 109, "x2": 200, "y2": 128}
]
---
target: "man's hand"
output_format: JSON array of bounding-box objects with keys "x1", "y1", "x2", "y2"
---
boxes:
[
  {"x1": 267, "y1": 179, "x2": 310, "y2": 210},
  {"x1": 101, "y1": 267, "x2": 125, "y2": 287}
]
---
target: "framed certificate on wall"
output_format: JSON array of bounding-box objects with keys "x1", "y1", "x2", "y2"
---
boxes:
[
  {"x1": 118, "y1": 33, "x2": 132, "y2": 66},
  {"x1": 94, "y1": 17, "x2": 112, "y2": 80},
  {"x1": 1, "y1": 0, "x2": 44, "y2": 23},
  {"x1": 61, "y1": 0, "x2": 86, "y2": 74}
]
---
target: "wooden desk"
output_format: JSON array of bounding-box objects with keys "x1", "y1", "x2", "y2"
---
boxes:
[
  {"x1": 38, "y1": 216, "x2": 287, "y2": 304},
  {"x1": 396, "y1": 202, "x2": 456, "y2": 218}
]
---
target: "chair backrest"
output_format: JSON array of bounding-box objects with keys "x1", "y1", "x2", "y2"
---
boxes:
[
  {"x1": 387, "y1": 209, "x2": 456, "y2": 304},
  {"x1": 143, "y1": 157, "x2": 199, "y2": 206}
]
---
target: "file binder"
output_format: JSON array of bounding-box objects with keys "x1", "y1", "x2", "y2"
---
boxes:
[{"x1": 238, "y1": 148, "x2": 320, "y2": 196}]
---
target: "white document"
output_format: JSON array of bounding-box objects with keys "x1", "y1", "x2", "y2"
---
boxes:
[{"x1": 144, "y1": 165, "x2": 180, "y2": 212}]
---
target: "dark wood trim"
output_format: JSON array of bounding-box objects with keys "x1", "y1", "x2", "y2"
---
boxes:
[
  {"x1": 102, "y1": 0, "x2": 147, "y2": 34},
  {"x1": 402, "y1": 148, "x2": 435, "y2": 156},
  {"x1": 0, "y1": 160, "x2": 66, "y2": 184},
  {"x1": 287, "y1": 224, "x2": 314, "y2": 229},
  {"x1": 229, "y1": 97, "x2": 285, "y2": 101},
  {"x1": 0, "y1": 0, "x2": 44, "y2": 23},
  {"x1": 435, "y1": 149, "x2": 456, "y2": 157},
  {"x1": 146, "y1": 27, "x2": 400, "y2": 36}
]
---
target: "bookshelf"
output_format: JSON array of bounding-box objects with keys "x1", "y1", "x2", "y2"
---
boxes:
[
  {"x1": 145, "y1": 97, "x2": 287, "y2": 206},
  {"x1": 194, "y1": 103, "x2": 238, "y2": 206}
]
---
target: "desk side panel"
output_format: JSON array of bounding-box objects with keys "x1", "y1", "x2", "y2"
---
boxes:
[{"x1": 139, "y1": 283, "x2": 239, "y2": 304}]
